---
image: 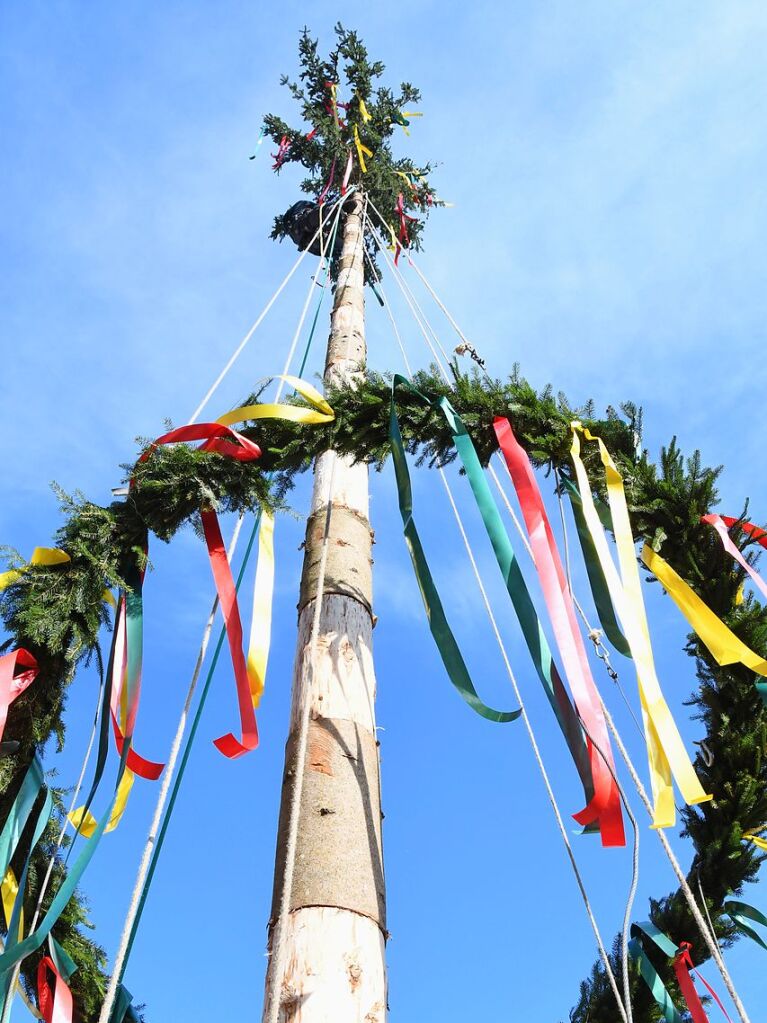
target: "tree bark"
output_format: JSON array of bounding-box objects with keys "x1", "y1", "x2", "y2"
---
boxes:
[{"x1": 262, "y1": 194, "x2": 388, "y2": 1023}]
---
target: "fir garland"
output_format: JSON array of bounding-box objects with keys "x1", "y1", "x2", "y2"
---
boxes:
[{"x1": 2, "y1": 366, "x2": 765, "y2": 1022}]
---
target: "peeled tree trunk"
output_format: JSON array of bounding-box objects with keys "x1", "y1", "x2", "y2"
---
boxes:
[{"x1": 262, "y1": 194, "x2": 388, "y2": 1023}]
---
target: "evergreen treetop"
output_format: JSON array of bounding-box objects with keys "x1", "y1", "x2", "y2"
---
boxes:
[{"x1": 263, "y1": 24, "x2": 444, "y2": 280}]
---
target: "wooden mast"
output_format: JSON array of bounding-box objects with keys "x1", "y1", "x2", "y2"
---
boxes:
[{"x1": 262, "y1": 192, "x2": 388, "y2": 1022}]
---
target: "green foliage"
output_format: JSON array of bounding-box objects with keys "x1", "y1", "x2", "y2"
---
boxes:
[
  {"x1": 2, "y1": 367, "x2": 766, "y2": 1022},
  {"x1": 264, "y1": 24, "x2": 443, "y2": 281}
]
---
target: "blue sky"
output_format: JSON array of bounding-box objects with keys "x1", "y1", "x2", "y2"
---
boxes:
[{"x1": 2, "y1": 2, "x2": 767, "y2": 1020}]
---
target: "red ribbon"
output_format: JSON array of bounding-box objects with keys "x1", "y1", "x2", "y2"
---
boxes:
[
  {"x1": 394, "y1": 193, "x2": 418, "y2": 265},
  {"x1": 0, "y1": 648, "x2": 38, "y2": 745},
  {"x1": 493, "y1": 416, "x2": 625, "y2": 846},
  {"x1": 318, "y1": 157, "x2": 336, "y2": 206},
  {"x1": 673, "y1": 943, "x2": 732, "y2": 1023},
  {"x1": 202, "y1": 510, "x2": 259, "y2": 758},
  {"x1": 720, "y1": 516, "x2": 767, "y2": 547},
  {"x1": 37, "y1": 956, "x2": 73, "y2": 1023},
  {"x1": 108, "y1": 594, "x2": 164, "y2": 780},
  {"x1": 272, "y1": 135, "x2": 291, "y2": 170},
  {"x1": 139, "y1": 422, "x2": 262, "y2": 758}
]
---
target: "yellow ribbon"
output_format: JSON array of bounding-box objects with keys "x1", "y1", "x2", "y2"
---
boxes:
[
  {"x1": 1, "y1": 867, "x2": 23, "y2": 939},
  {"x1": 68, "y1": 768, "x2": 135, "y2": 838},
  {"x1": 358, "y1": 96, "x2": 372, "y2": 122},
  {"x1": 0, "y1": 547, "x2": 70, "y2": 590},
  {"x1": 247, "y1": 512, "x2": 274, "y2": 709},
  {"x1": 641, "y1": 544, "x2": 767, "y2": 677},
  {"x1": 218, "y1": 376, "x2": 334, "y2": 710},
  {"x1": 570, "y1": 423, "x2": 710, "y2": 828},
  {"x1": 743, "y1": 830, "x2": 767, "y2": 851},
  {"x1": 352, "y1": 125, "x2": 373, "y2": 174},
  {"x1": 216, "y1": 375, "x2": 334, "y2": 428}
]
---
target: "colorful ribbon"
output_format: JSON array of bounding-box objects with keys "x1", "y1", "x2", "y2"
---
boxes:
[
  {"x1": 353, "y1": 125, "x2": 372, "y2": 173},
  {"x1": 562, "y1": 478, "x2": 631, "y2": 656},
  {"x1": 389, "y1": 378, "x2": 520, "y2": 723},
  {"x1": 494, "y1": 417, "x2": 624, "y2": 845},
  {"x1": 742, "y1": 829, "x2": 767, "y2": 851},
  {"x1": 317, "y1": 157, "x2": 336, "y2": 206},
  {"x1": 629, "y1": 922, "x2": 683, "y2": 1023},
  {"x1": 272, "y1": 135, "x2": 291, "y2": 171},
  {"x1": 0, "y1": 649, "x2": 38, "y2": 746},
  {"x1": 1, "y1": 868, "x2": 23, "y2": 940},
  {"x1": 641, "y1": 544, "x2": 767, "y2": 705},
  {"x1": 247, "y1": 512, "x2": 274, "y2": 710},
  {"x1": 702, "y1": 514, "x2": 767, "y2": 603},
  {"x1": 37, "y1": 943, "x2": 75, "y2": 1023},
  {"x1": 341, "y1": 150, "x2": 353, "y2": 195},
  {"x1": 0, "y1": 547, "x2": 70, "y2": 591},
  {"x1": 724, "y1": 898, "x2": 767, "y2": 951},
  {"x1": 673, "y1": 942, "x2": 732, "y2": 1023},
  {"x1": 570, "y1": 423, "x2": 710, "y2": 829},
  {"x1": 358, "y1": 96, "x2": 372, "y2": 122},
  {"x1": 215, "y1": 375, "x2": 334, "y2": 427}
]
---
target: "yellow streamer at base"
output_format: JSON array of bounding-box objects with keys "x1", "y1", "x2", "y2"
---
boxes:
[
  {"x1": 641, "y1": 544, "x2": 767, "y2": 678},
  {"x1": 570, "y1": 423, "x2": 710, "y2": 829},
  {"x1": 0, "y1": 547, "x2": 70, "y2": 590}
]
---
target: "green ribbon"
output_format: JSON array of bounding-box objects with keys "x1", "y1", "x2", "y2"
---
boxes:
[
  {"x1": 0, "y1": 758, "x2": 45, "y2": 880},
  {"x1": 389, "y1": 377, "x2": 519, "y2": 722},
  {"x1": 629, "y1": 921, "x2": 683, "y2": 1023},
  {"x1": 724, "y1": 899, "x2": 767, "y2": 952},
  {"x1": 0, "y1": 776, "x2": 53, "y2": 1009},
  {"x1": 562, "y1": 477, "x2": 631, "y2": 658},
  {"x1": 110, "y1": 982, "x2": 139, "y2": 1023},
  {"x1": 390, "y1": 378, "x2": 597, "y2": 807},
  {"x1": 0, "y1": 741, "x2": 130, "y2": 977}
]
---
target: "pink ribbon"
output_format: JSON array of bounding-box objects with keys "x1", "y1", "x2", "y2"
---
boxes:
[
  {"x1": 0, "y1": 648, "x2": 38, "y2": 745},
  {"x1": 703, "y1": 514, "x2": 767, "y2": 602},
  {"x1": 493, "y1": 416, "x2": 625, "y2": 846}
]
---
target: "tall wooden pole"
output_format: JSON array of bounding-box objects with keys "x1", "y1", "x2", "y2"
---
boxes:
[{"x1": 262, "y1": 193, "x2": 388, "y2": 1023}]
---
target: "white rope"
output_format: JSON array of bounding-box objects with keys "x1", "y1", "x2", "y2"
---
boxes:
[
  {"x1": 363, "y1": 230, "x2": 629, "y2": 1023},
  {"x1": 188, "y1": 192, "x2": 348, "y2": 425},
  {"x1": 97, "y1": 203, "x2": 345, "y2": 1023},
  {"x1": 264, "y1": 454, "x2": 338, "y2": 1023}
]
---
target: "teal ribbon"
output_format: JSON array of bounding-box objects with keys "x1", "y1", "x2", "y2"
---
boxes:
[
  {"x1": 0, "y1": 775, "x2": 53, "y2": 1009},
  {"x1": 390, "y1": 378, "x2": 596, "y2": 807},
  {"x1": 724, "y1": 899, "x2": 767, "y2": 952},
  {"x1": 629, "y1": 921, "x2": 683, "y2": 1023},
  {"x1": 389, "y1": 378, "x2": 519, "y2": 722},
  {"x1": 110, "y1": 982, "x2": 139, "y2": 1023},
  {"x1": 0, "y1": 758, "x2": 45, "y2": 880},
  {"x1": 0, "y1": 741, "x2": 130, "y2": 977},
  {"x1": 562, "y1": 477, "x2": 631, "y2": 658}
]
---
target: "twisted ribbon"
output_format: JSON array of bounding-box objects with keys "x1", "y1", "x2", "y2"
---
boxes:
[
  {"x1": 271, "y1": 135, "x2": 291, "y2": 171},
  {"x1": 723, "y1": 898, "x2": 767, "y2": 951},
  {"x1": 641, "y1": 544, "x2": 767, "y2": 706},
  {"x1": 353, "y1": 125, "x2": 372, "y2": 173},
  {"x1": 673, "y1": 942, "x2": 732, "y2": 1023},
  {"x1": 570, "y1": 423, "x2": 710, "y2": 829},
  {"x1": 0, "y1": 649, "x2": 38, "y2": 746},
  {"x1": 494, "y1": 417, "x2": 623, "y2": 845},
  {"x1": 702, "y1": 514, "x2": 767, "y2": 603},
  {"x1": 394, "y1": 193, "x2": 417, "y2": 265},
  {"x1": 389, "y1": 378, "x2": 520, "y2": 723}
]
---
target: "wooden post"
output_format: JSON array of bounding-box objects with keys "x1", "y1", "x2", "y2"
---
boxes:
[{"x1": 262, "y1": 193, "x2": 388, "y2": 1023}]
